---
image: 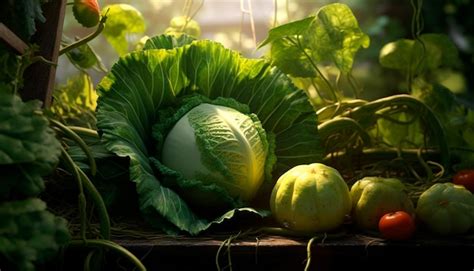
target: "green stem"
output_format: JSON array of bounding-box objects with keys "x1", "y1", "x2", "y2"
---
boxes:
[
  {"x1": 216, "y1": 231, "x2": 242, "y2": 271},
  {"x1": 318, "y1": 117, "x2": 371, "y2": 146},
  {"x1": 285, "y1": 36, "x2": 338, "y2": 103},
  {"x1": 310, "y1": 77, "x2": 333, "y2": 105},
  {"x1": 303, "y1": 231, "x2": 346, "y2": 271},
  {"x1": 258, "y1": 227, "x2": 317, "y2": 237},
  {"x1": 316, "y1": 99, "x2": 367, "y2": 121},
  {"x1": 78, "y1": 168, "x2": 111, "y2": 240},
  {"x1": 416, "y1": 147, "x2": 433, "y2": 181},
  {"x1": 61, "y1": 146, "x2": 87, "y2": 240},
  {"x1": 68, "y1": 126, "x2": 100, "y2": 139},
  {"x1": 347, "y1": 72, "x2": 361, "y2": 98},
  {"x1": 50, "y1": 119, "x2": 97, "y2": 176},
  {"x1": 60, "y1": 15, "x2": 107, "y2": 56},
  {"x1": 68, "y1": 239, "x2": 146, "y2": 271},
  {"x1": 83, "y1": 250, "x2": 94, "y2": 271},
  {"x1": 304, "y1": 235, "x2": 320, "y2": 271},
  {"x1": 339, "y1": 94, "x2": 450, "y2": 167},
  {"x1": 408, "y1": 0, "x2": 425, "y2": 92},
  {"x1": 14, "y1": 50, "x2": 56, "y2": 94},
  {"x1": 323, "y1": 147, "x2": 440, "y2": 165}
]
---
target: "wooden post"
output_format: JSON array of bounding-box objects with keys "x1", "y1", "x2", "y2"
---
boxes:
[{"x1": 21, "y1": 0, "x2": 66, "y2": 107}]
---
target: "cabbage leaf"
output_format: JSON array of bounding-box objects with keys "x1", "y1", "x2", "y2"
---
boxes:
[{"x1": 97, "y1": 35, "x2": 323, "y2": 234}]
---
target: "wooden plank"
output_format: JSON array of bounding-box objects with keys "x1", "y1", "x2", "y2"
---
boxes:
[
  {"x1": 0, "y1": 23, "x2": 28, "y2": 54},
  {"x1": 21, "y1": 0, "x2": 66, "y2": 107},
  {"x1": 110, "y1": 234, "x2": 474, "y2": 271}
]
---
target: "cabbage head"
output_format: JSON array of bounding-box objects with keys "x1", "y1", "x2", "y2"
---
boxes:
[{"x1": 96, "y1": 35, "x2": 323, "y2": 234}]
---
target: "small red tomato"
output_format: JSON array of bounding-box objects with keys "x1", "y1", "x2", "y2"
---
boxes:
[
  {"x1": 378, "y1": 211, "x2": 415, "y2": 240},
  {"x1": 453, "y1": 170, "x2": 474, "y2": 193}
]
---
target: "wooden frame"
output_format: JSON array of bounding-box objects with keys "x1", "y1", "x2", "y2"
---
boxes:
[{"x1": 0, "y1": 0, "x2": 66, "y2": 107}]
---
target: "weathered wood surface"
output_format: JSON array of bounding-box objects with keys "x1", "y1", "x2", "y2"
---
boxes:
[
  {"x1": 21, "y1": 0, "x2": 66, "y2": 107},
  {"x1": 110, "y1": 233, "x2": 474, "y2": 271},
  {"x1": 0, "y1": 23, "x2": 28, "y2": 54}
]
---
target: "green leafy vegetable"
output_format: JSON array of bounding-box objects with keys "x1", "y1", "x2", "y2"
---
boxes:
[
  {"x1": 0, "y1": 198, "x2": 70, "y2": 271},
  {"x1": 102, "y1": 4, "x2": 146, "y2": 56},
  {"x1": 96, "y1": 34, "x2": 322, "y2": 234},
  {"x1": 157, "y1": 98, "x2": 272, "y2": 208},
  {"x1": 0, "y1": 90, "x2": 61, "y2": 199}
]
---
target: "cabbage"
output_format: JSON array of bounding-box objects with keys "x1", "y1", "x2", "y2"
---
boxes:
[
  {"x1": 96, "y1": 35, "x2": 324, "y2": 234},
  {"x1": 162, "y1": 103, "x2": 268, "y2": 202}
]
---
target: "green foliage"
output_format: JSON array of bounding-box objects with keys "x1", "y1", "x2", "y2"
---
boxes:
[
  {"x1": 412, "y1": 81, "x2": 474, "y2": 169},
  {"x1": 0, "y1": 91, "x2": 69, "y2": 270},
  {"x1": 259, "y1": 17, "x2": 315, "y2": 77},
  {"x1": 0, "y1": 0, "x2": 46, "y2": 41},
  {"x1": 102, "y1": 4, "x2": 146, "y2": 56},
  {"x1": 0, "y1": 91, "x2": 61, "y2": 199},
  {"x1": 0, "y1": 198, "x2": 70, "y2": 271},
  {"x1": 379, "y1": 33, "x2": 460, "y2": 75},
  {"x1": 0, "y1": 46, "x2": 20, "y2": 91},
  {"x1": 376, "y1": 111, "x2": 424, "y2": 148},
  {"x1": 96, "y1": 34, "x2": 322, "y2": 234},
  {"x1": 165, "y1": 16, "x2": 201, "y2": 38},
  {"x1": 64, "y1": 40, "x2": 106, "y2": 72},
  {"x1": 143, "y1": 34, "x2": 196, "y2": 50},
  {"x1": 50, "y1": 72, "x2": 97, "y2": 127},
  {"x1": 259, "y1": 3, "x2": 370, "y2": 77}
]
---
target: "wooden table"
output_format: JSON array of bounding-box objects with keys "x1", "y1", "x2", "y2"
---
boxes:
[{"x1": 110, "y1": 233, "x2": 473, "y2": 271}]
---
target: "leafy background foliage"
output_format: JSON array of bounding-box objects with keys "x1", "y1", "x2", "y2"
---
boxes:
[{"x1": 0, "y1": 91, "x2": 61, "y2": 199}]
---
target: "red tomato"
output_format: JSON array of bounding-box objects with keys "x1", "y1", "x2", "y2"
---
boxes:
[
  {"x1": 378, "y1": 211, "x2": 415, "y2": 240},
  {"x1": 453, "y1": 170, "x2": 474, "y2": 193}
]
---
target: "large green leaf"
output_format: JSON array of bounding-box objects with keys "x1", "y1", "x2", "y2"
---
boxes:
[
  {"x1": 259, "y1": 16, "x2": 314, "y2": 48},
  {"x1": 259, "y1": 3, "x2": 369, "y2": 76},
  {"x1": 310, "y1": 3, "x2": 370, "y2": 72},
  {"x1": 379, "y1": 34, "x2": 459, "y2": 74},
  {"x1": 102, "y1": 4, "x2": 146, "y2": 56},
  {"x1": 97, "y1": 35, "x2": 323, "y2": 234},
  {"x1": 379, "y1": 38, "x2": 442, "y2": 74},
  {"x1": 144, "y1": 35, "x2": 195, "y2": 50}
]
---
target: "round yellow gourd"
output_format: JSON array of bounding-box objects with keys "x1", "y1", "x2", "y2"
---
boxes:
[{"x1": 269, "y1": 163, "x2": 351, "y2": 233}]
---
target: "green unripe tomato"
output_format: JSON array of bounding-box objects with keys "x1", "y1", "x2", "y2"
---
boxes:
[
  {"x1": 73, "y1": 0, "x2": 101, "y2": 28},
  {"x1": 416, "y1": 183, "x2": 474, "y2": 235},
  {"x1": 270, "y1": 163, "x2": 351, "y2": 233},
  {"x1": 350, "y1": 177, "x2": 415, "y2": 230}
]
